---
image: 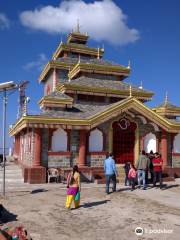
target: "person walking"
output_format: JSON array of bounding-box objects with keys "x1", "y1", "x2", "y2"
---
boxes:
[
  {"x1": 65, "y1": 165, "x2": 81, "y2": 210},
  {"x1": 128, "y1": 163, "x2": 137, "y2": 191},
  {"x1": 123, "y1": 162, "x2": 130, "y2": 186},
  {"x1": 104, "y1": 153, "x2": 118, "y2": 194},
  {"x1": 152, "y1": 152, "x2": 163, "y2": 189},
  {"x1": 136, "y1": 150, "x2": 150, "y2": 190}
]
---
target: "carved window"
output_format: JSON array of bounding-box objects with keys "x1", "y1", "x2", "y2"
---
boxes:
[
  {"x1": 89, "y1": 129, "x2": 103, "y2": 152},
  {"x1": 51, "y1": 129, "x2": 67, "y2": 152},
  {"x1": 173, "y1": 133, "x2": 180, "y2": 153},
  {"x1": 144, "y1": 133, "x2": 156, "y2": 153}
]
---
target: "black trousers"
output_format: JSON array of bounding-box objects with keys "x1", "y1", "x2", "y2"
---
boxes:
[
  {"x1": 130, "y1": 178, "x2": 136, "y2": 190},
  {"x1": 153, "y1": 171, "x2": 163, "y2": 188}
]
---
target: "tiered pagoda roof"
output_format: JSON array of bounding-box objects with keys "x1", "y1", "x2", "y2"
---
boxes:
[
  {"x1": 57, "y1": 76, "x2": 153, "y2": 100},
  {"x1": 152, "y1": 93, "x2": 180, "y2": 118},
  {"x1": 9, "y1": 29, "x2": 180, "y2": 136},
  {"x1": 38, "y1": 91, "x2": 73, "y2": 109}
]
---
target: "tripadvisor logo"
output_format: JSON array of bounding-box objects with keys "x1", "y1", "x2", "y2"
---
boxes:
[{"x1": 135, "y1": 227, "x2": 144, "y2": 236}]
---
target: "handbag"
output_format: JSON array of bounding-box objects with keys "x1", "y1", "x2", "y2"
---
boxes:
[{"x1": 74, "y1": 191, "x2": 80, "y2": 201}]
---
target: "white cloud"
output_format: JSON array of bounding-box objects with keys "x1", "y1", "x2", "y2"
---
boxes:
[
  {"x1": 0, "y1": 13, "x2": 10, "y2": 29},
  {"x1": 23, "y1": 53, "x2": 47, "y2": 71},
  {"x1": 19, "y1": 0, "x2": 139, "y2": 45}
]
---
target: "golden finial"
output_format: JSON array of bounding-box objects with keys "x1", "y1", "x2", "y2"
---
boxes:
[
  {"x1": 127, "y1": 60, "x2": 131, "y2": 69},
  {"x1": 101, "y1": 44, "x2": 105, "y2": 52},
  {"x1": 165, "y1": 91, "x2": 168, "y2": 104},
  {"x1": 97, "y1": 47, "x2": 100, "y2": 59},
  {"x1": 129, "y1": 85, "x2": 132, "y2": 97},
  {"x1": 68, "y1": 67, "x2": 71, "y2": 82},
  {"x1": 139, "y1": 81, "x2": 143, "y2": 89},
  {"x1": 78, "y1": 54, "x2": 81, "y2": 63},
  {"x1": 77, "y1": 19, "x2": 80, "y2": 33},
  {"x1": 60, "y1": 36, "x2": 63, "y2": 44}
]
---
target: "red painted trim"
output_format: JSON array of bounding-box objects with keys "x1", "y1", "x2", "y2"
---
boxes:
[
  {"x1": 87, "y1": 151, "x2": 108, "y2": 156},
  {"x1": 48, "y1": 151, "x2": 71, "y2": 156},
  {"x1": 172, "y1": 153, "x2": 180, "y2": 156}
]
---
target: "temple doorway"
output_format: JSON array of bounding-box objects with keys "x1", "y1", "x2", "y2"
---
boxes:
[{"x1": 112, "y1": 118, "x2": 137, "y2": 164}]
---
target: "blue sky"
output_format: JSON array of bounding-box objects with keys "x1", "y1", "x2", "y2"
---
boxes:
[{"x1": 0, "y1": 0, "x2": 180, "y2": 149}]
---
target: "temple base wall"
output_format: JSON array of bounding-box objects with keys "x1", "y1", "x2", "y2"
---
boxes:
[
  {"x1": 48, "y1": 154, "x2": 71, "y2": 168},
  {"x1": 172, "y1": 155, "x2": 180, "y2": 168},
  {"x1": 87, "y1": 153, "x2": 107, "y2": 167},
  {"x1": 23, "y1": 166, "x2": 46, "y2": 184}
]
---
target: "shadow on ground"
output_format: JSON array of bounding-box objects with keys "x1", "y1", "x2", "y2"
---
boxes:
[
  {"x1": 72, "y1": 200, "x2": 110, "y2": 210},
  {"x1": 161, "y1": 184, "x2": 179, "y2": 190},
  {"x1": 31, "y1": 189, "x2": 48, "y2": 194}
]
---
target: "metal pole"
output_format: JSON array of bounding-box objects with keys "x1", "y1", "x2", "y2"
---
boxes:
[{"x1": 2, "y1": 89, "x2": 7, "y2": 197}]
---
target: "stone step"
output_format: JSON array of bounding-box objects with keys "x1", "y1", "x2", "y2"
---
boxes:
[
  {"x1": 0, "y1": 179, "x2": 24, "y2": 183},
  {"x1": 0, "y1": 172, "x2": 22, "y2": 175}
]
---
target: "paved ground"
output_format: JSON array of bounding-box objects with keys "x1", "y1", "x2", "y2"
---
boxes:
[{"x1": 0, "y1": 180, "x2": 180, "y2": 240}]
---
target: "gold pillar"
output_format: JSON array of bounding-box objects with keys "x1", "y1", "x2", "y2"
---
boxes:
[
  {"x1": 134, "y1": 126, "x2": 140, "y2": 164},
  {"x1": 108, "y1": 127, "x2": 113, "y2": 153}
]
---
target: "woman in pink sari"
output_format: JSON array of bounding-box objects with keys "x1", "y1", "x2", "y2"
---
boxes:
[{"x1": 65, "y1": 165, "x2": 81, "y2": 209}]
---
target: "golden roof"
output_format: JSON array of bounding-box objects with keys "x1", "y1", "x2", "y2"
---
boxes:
[
  {"x1": 38, "y1": 92, "x2": 73, "y2": 109},
  {"x1": 9, "y1": 97, "x2": 180, "y2": 136},
  {"x1": 68, "y1": 61, "x2": 130, "y2": 80},
  {"x1": 152, "y1": 93, "x2": 180, "y2": 117}
]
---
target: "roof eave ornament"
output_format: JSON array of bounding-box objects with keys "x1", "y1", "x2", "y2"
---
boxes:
[
  {"x1": 139, "y1": 81, "x2": 143, "y2": 89},
  {"x1": 165, "y1": 91, "x2": 168, "y2": 105},
  {"x1": 78, "y1": 54, "x2": 81, "y2": 64},
  {"x1": 97, "y1": 47, "x2": 100, "y2": 59},
  {"x1": 127, "y1": 60, "x2": 131, "y2": 69},
  {"x1": 68, "y1": 67, "x2": 71, "y2": 82},
  {"x1": 77, "y1": 18, "x2": 80, "y2": 33},
  {"x1": 129, "y1": 84, "x2": 132, "y2": 97}
]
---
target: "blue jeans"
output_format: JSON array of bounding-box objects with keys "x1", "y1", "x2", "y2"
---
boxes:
[
  {"x1": 137, "y1": 170, "x2": 146, "y2": 189},
  {"x1": 105, "y1": 174, "x2": 116, "y2": 194}
]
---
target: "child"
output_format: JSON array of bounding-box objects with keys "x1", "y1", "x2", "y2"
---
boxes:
[{"x1": 128, "y1": 163, "x2": 137, "y2": 191}]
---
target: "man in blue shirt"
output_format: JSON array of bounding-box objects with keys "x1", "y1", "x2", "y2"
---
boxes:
[{"x1": 104, "y1": 153, "x2": 118, "y2": 194}]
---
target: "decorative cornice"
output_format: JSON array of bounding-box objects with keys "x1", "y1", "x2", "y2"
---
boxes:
[
  {"x1": 39, "y1": 61, "x2": 74, "y2": 82},
  {"x1": 57, "y1": 82, "x2": 153, "y2": 99},
  {"x1": 68, "y1": 62, "x2": 130, "y2": 79},
  {"x1": 9, "y1": 97, "x2": 180, "y2": 136},
  {"x1": 38, "y1": 96, "x2": 73, "y2": 109},
  {"x1": 67, "y1": 32, "x2": 89, "y2": 44},
  {"x1": 52, "y1": 43, "x2": 104, "y2": 60}
]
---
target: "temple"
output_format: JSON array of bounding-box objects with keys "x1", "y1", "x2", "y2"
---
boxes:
[{"x1": 10, "y1": 29, "x2": 180, "y2": 183}]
